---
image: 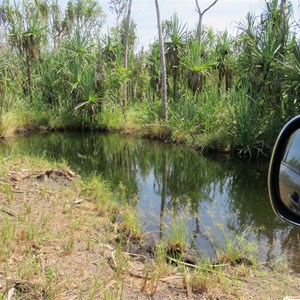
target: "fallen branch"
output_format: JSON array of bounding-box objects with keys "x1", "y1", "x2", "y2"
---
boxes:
[
  {"x1": 167, "y1": 256, "x2": 229, "y2": 270},
  {"x1": 17, "y1": 169, "x2": 77, "y2": 182},
  {"x1": 11, "y1": 190, "x2": 25, "y2": 194},
  {"x1": 0, "y1": 208, "x2": 15, "y2": 217},
  {"x1": 123, "y1": 251, "x2": 151, "y2": 261}
]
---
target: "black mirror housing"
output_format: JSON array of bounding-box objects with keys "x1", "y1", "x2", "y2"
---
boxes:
[{"x1": 269, "y1": 115, "x2": 300, "y2": 227}]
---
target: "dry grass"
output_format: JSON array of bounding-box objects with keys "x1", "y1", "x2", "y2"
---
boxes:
[{"x1": 0, "y1": 155, "x2": 299, "y2": 299}]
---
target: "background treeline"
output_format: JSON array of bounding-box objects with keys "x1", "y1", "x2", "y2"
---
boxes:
[{"x1": 0, "y1": 0, "x2": 299, "y2": 157}]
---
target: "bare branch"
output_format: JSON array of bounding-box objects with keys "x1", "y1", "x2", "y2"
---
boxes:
[
  {"x1": 195, "y1": 0, "x2": 201, "y2": 14},
  {"x1": 195, "y1": 0, "x2": 219, "y2": 15},
  {"x1": 195, "y1": 0, "x2": 219, "y2": 43},
  {"x1": 202, "y1": 0, "x2": 219, "y2": 16}
]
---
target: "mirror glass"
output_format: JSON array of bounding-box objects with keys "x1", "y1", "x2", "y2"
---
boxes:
[{"x1": 279, "y1": 128, "x2": 300, "y2": 216}]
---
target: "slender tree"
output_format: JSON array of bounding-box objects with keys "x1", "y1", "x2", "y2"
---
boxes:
[
  {"x1": 123, "y1": 0, "x2": 132, "y2": 106},
  {"x1": 154, "y1": 0, "x2": 168, "y2": 120},
  {"x1": 195, "y1": 0, "x2": 219, "y2": 44},
  {"x1": 277, "y1": 0, "x2": 287, "y2": 93}
]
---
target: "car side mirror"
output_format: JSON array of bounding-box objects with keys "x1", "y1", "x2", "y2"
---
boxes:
[{"x1": 269, "y1": 115, "x2": 300, "y2": 227}]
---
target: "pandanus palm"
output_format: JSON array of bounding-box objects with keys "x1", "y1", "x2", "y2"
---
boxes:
[
  {"x1": 0, "y1": 54, "x2": 14, "y2": 120},
  {"x1": 181, "y1": 38, "x2": 213, "y2": 94},
  {"x1": 65, "y1": 31, "x2": 96, "y2": 101},
  {"x1": 236, "y1": 12, "x2": 258, "y2": 91},
  {"x1": 261, "y1": 0, "x2": 292, "y2": 104},
  {"x1": 74, "y1": 66, "x2": 101, "y2": 126},
  {"x1": 164, "y1": 13, "x2": 187, "y2": 101},
  {"x1": 0, "y1": 0, "x2": 47, "y2": 101},
  {"x1": 148, "y1": 42, "x2": 161, "y2": 97},
  {"x1": 215, "y1": 31, "x2": 235, "y2": 94},
  {"x1": 236, "y1": 10, "x2": 280, "y2": 101},
  {"x1": 236, "y1": 0, "x2": 292, "y2": 107},
  {"x1": 282, "y1": 41, "x2": 300, "y2": 105}
]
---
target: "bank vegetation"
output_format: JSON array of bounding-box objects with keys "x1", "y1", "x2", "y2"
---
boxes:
[{"x1": 0, "y1": 0, "x2": 299, "y2": 157}]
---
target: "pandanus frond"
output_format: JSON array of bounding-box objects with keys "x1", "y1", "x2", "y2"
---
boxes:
[{"x1": 283, "y1": 43, "x2": 300, "y2": 94}]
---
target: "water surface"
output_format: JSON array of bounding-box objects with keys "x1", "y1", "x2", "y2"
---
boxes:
[{"x1": 1, "y1": 132, "x2": 299, "y2": 270}]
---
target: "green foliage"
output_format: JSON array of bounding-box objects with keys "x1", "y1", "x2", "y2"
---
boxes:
[
  {"x1": 215, "y1": 225, "x2": 258, "y2": 266},
  {"x1": 205, "y1": 211, "x2": 258, "y2": 266},
  {"x1": 0, "y1": 0, "x2": 299, "y2": 156},
  {"x1": 161, "y1": 209, "x2": 192, "y2": 258},
  {"x1": 283, "y1": 41, "x2": 300, "y2": 104},
  {"x1": 227, "y1": 89, "x2": 262, "y2": 157},
  {"x1": 82, "y1": 175, "x2": 119, "y2": 216},
  {"x1": 0, "y1": 216, "x2": 16, "y2": 259}
]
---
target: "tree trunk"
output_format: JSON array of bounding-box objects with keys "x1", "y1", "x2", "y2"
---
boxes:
[
  {"x1": 124, "y1": 0, "x2": 133, "y2": 107},
  {"x1": 195, "y1": 0, "x2": 219, "y2": 44},
  {"x1": 276, "y1": 0, "x2": 287, "y2": 104},
  {"x1": 155, "y1": 0, "x2": 168, "y2": 120},
  {"x1": 173, "y1": 67, "x2": 177, "y2": 101},
  {"x1": 25, "y1": 48, "x2": 33, "y2": 102},
  {"x1": 197, "y1": 13, "x2": 203, "y2": 44}
]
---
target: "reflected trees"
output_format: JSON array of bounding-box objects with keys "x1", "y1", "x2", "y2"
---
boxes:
[{"x1": 1, "y1": 132, "x2": 299, "y2": 266}]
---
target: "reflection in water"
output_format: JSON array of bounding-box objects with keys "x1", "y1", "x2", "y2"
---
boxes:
[{"x1": 0, "y1": 132, "x2": 299, "y2": 271}]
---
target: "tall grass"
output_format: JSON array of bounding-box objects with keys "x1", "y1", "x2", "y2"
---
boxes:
[
  {"x1": 159, "y1": 208, "x2": 192, "y2": 260},
  {"x1": 81, "y1": 175, "x2": 119, "y2": 216},
  {"x1": 205, "y1": 210, "x2": 258, "y2": 266},
  {"x1": 227, "y1": 88, "x2": 262, "y2": 157},
  {"x1": 0, "y1": 216, "x2": 16, "y2": 260}
]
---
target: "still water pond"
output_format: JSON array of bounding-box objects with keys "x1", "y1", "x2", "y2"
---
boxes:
[{"x1": 1, "y1": 132, "x2": 299, "y2": 270}]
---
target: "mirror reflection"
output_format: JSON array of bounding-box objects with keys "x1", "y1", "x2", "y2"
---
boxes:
[{"x1": 280, "y1": 128, "x2": 300, "y2": 216}]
